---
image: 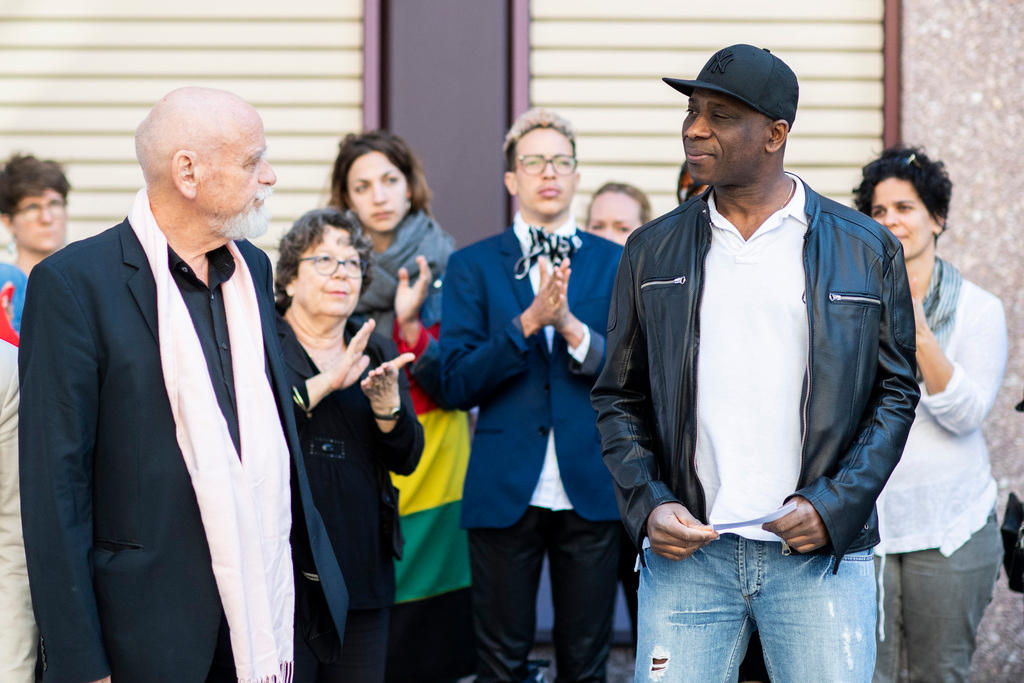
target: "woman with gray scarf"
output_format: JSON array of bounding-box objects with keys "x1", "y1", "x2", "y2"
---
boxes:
[
  {"x1": 329, "y1": 131, "x2": 474, "y2": 681},
  {"x1": 854, "y1": 147, "x2": 1006, "y2": 683}
]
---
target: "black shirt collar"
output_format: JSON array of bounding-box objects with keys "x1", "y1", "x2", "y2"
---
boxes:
[{"x1": 167, "y1": 244, "x2": 236, "y2": 289}]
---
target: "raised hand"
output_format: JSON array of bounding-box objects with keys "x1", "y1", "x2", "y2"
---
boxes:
[
  {"x1": 394, "y1": 255, "x2": 432, "y2": 344},
  {"x1": 323, "y1": 319, "x2": 375, "y2": 392},
  {"x1": 299, "y1": 319, "x2": 376, "y2": 416},
  {"x1": 907, "y1": 274, "x2": 953, "y2": 394}
]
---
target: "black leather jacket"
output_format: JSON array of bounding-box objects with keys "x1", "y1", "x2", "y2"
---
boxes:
[{"x1": 592, "y1": 182, "x2": 920, "y2": 566}]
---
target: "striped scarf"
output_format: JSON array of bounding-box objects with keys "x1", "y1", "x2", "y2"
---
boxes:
[{"x1": 921, "y1": 257, "x2": 962, "y2": 376}]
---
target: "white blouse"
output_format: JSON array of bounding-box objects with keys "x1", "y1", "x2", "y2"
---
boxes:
[{"x1": 876, "y1": 278, "x2": 1007, "y2": 556}]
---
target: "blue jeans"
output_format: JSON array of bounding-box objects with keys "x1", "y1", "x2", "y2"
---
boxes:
[{"x1": 636, "y1": 534, "x2": 876, "y2": 682}]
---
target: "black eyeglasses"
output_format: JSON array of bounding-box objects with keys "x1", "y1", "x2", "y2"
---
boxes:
[
  {"x1": 300, "y1": 255, "x2": 366, "y2": 278},
  {"x1": 516, "y1": 154, "x2": 578, "y2": 175}
]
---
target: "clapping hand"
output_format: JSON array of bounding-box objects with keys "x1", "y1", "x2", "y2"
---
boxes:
[
  {"x1": 394, "y1": 255, "x2": 432, "y2": 344},
  {"x1": 323, "y1": 319, "x2": 374, "y2": 392},
  {"x1": 520, "y1": 257, "x2": 571, "y2": 336},
  {"x1": 361, "y1": 352, "x2": 416, "y2": 419}
]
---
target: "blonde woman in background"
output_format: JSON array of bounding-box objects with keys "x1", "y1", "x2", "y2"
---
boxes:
[{"x1": 584, "y1": 181, "x2": 651, "y2": 246}]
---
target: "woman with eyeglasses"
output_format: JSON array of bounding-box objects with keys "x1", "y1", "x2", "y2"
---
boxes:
[
  {"x1": 854, "y1": 147, "x2": 1006, "y2": 683},
  {"x1": 275, "y1": 208, "x2": 424, "y2": 682},
  {"x1": 329, "y1": 131, "x2": 476, "y2": 681},
  {"x1": 0, "y1": 154, "x2": 70, "y2": 332}
]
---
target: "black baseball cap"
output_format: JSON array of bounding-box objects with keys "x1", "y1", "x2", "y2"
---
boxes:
[{"x1": 664, "y1": 44, "x2": 799, "y2": 127}]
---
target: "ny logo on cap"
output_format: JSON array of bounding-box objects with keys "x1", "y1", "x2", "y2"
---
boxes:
[{"x1": 708, "y1": 49, "x2": 734, "y2": 73}]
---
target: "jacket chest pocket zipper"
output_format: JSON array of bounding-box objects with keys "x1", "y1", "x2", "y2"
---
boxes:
[
  {"x1": 640, "y1": 276, "x2": 686, "y2": 290},
  {"x1": 828, "y1": 292, "x2": 880, "y2": 306}
]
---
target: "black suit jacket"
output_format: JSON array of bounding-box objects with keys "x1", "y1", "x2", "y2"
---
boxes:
[{"x1": 18, "y1": 220, "x2": 348, "y2": 683}]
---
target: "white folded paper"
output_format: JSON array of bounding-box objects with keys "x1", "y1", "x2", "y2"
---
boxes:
[{"x1": 711, "y1": 501, "x2": 798, "y2": 531}]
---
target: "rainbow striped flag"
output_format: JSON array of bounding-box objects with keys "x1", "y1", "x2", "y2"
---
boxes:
[
  {"x1": 386, "y1": 408, "x2": 475, "y2": 680},
  {"x1": 392, "y1": 409, "x2": 471, "y2": 601}
]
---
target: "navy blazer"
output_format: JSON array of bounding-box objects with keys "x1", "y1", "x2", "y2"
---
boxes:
[
  {"x1": 18, "y1": 220, "x2": 348, "y2": 682},
  {"x1": 440, "y1": 227, "x2": 622, "y2": 529}
]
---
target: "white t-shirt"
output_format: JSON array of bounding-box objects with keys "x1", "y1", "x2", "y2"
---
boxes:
[{"x1": 696, "y1": 176, "x2": 808, "y2": 542}]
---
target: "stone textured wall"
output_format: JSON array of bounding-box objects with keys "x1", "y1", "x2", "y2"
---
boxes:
[{"x1": 901, "y1": 1, "x2": 1024, "y2": 680}]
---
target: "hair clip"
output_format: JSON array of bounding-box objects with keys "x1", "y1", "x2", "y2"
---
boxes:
[{"x1": 904, "y1": 153, "x2": 919, "y2": 167}]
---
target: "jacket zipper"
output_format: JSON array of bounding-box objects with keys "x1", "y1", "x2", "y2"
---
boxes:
[
  {"x1": 689, "y1": 207, "x2": 711, "y2": 523},
  {"x1": 640, "y1": 276, "x2": 686, "y2": 290},
  {"x1": 795, "y1": 234, "x2": 812, "y2": 558},
  {"x1": 828, "y1": 292, "x2": 881, "y2": 306}
]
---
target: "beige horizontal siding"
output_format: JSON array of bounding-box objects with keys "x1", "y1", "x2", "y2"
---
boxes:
[
  {"x1": 0, "y1": 1, "x2": 360, "y2": 19},
  {"x1": 533, "y1": 21, "x2": 882, "y2": 51},
  {"x1": 0, "y1": 2, "x2": 363, "y2": 252},
  {"x1": 0, "y1": 20, "x2": 360, "y2": 46},
  {"x1": 530, "y1": 0, "x2": 886, "y2": 221},
  {"x1": 532, "y1": 0, "x2": 882, "y2": 21},
  {"x1": 1, "y1": 49, "x2": 361, "y2": 77},
  {"x1": 0, "y1": 78, "x2": 360, "y2": 106},
  {"x1": 534, "y1": 49, "x2": 883, "y2": 79}
]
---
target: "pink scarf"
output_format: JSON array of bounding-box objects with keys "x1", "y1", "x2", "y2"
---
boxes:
[{"x1": 128, "y1": 189, "x2": 293, "y2": 682}]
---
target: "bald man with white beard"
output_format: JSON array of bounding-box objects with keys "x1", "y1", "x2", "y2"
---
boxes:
[{"x1": 19, "y1": 88, "x2": 350, "y2": 683}]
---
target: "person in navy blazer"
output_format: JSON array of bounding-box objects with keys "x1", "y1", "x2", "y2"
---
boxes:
[
  {"x1": 18, "y1": 88, "x2": 348, "y2": 683},
  {"x1": 440, "y1": 108, "x2": 622, "y2": 683}
]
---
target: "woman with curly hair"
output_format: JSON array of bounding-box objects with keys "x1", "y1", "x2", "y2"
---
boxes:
[
  {"x1": 275, "y1": 208, "x2": 424, "y2": 681},
  {"x1": 854, "y1": 146, "x2": 1005, "y2": 683}
]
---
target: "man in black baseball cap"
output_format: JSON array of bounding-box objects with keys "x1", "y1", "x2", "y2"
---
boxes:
[
  {"x1": 592, "y1": 44, "x2": 918, "y2": 682},
  {"x1": 664, "y1": 43, "x2": 798, "y2": 128}
]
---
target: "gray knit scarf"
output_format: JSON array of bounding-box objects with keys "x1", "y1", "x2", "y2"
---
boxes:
[{"x1": 354, "y1": 210, "x2": 456, "y2": 333}]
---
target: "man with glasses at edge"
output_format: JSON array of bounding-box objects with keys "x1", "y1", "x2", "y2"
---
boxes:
[
  {"x1": 0, "y1": 154, "x2": 71, "y2": 334},
  {"x1": 440, "y1": 108, "x2": 624, "y2": 682}
]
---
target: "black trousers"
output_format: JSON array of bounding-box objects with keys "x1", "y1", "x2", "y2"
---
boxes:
[
  {"x1": 469, "y1": 506, "x2": 619, "y2": 683},
  {"x1": 294, "y1": 607, "x2": 391, "y2": 683}
]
